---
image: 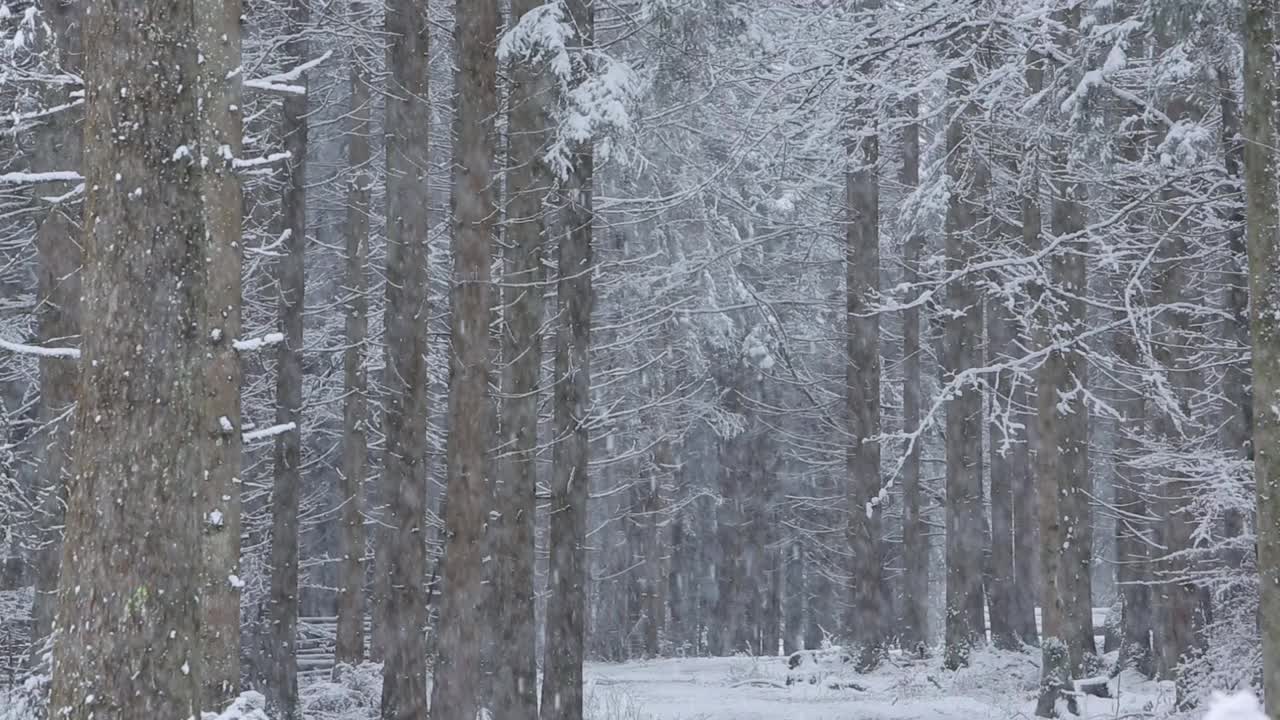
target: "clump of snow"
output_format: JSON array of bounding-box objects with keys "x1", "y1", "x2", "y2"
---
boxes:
[
  {"x1": 1204, "y1": 692, "x2": 1266, "y2": 720},
  {"x1": 202, "y1": 691, "x2": 271, "y2": 720}
]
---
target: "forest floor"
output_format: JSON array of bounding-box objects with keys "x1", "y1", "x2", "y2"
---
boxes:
[{"x1": 580, "y1": 650, "x2": 1173, "y2": 720}]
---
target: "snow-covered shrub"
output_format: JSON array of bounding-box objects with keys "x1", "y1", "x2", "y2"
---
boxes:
[
  {"x1": 1203, "y1": 692, "x2": 1266, "y2": 720},
  {"x1": 0, "y1": 671, "x2": 48, "y2": 720},
  {"x1": 203, "y1": 691, "x2": 271, "y2": 720},
  {"x1": 298, "y1": 662, "x2": 382, "y2": 720},
  {"x1": 584, "y1": 684, "x2": 653, "y2": 720}
]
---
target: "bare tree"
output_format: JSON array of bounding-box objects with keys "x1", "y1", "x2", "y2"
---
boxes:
[
  {"x1": 378, "y1": 0, "x2": 430, "y2": 713},
  {"x1": 47, "y1": 0, "x2": 215, "y2": 713}
]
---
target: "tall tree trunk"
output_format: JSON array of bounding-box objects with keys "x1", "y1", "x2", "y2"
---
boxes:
[
  {"x1": 540, "y1": 2, "x2": 595, "y2": 714},
  {"x1": 195, "y1": 0, "x2": 245, "y2": 703},
  {"x1": 845, "y1": 91, "x2": 884, "y2": 671},
  {"x1": 430, "y1": 0, "x2": 497, "y2": 717},
  {"x1": 986, "y1": 298, "x2": 1019, "y2": 652},
  {"x1": 47, "y1": 0, "x2": 212, "y2": 712},
  {"x1": 898, "y1": 96, "x2": 928, "y2": 654},
  {"x1": 1244, "y1": 1, "x2": 1280, "y2": 716},
  {"x1": 266, "y1": 0, "x2": 309, "y2": 713},
  {"x1": 783, "y1": 541, "x2": 804, "y2": 655},
  {"x1": 379, "y1": 0, "x2": 430, "y2": 713},
  {"x1": 943, "y1": 50, "x2": 987, "y2": 672},
  {"x1": 335, "y1": 0, "x2": 373, "y2": 672},
  {"x1": 29, "y1": 0, "x2": 82, "y2": 654},
  {"x1": 493, "y1": 0, "x2": 549, "y2": 713}
]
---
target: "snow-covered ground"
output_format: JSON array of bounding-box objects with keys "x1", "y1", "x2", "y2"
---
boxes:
[{"x1": 582, "y1": 650, "x2": 1172, "y2": 720}]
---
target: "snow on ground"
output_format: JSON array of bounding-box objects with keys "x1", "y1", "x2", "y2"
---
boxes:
[{"x1": 582, "y1": 649, "x2": 1173, "y2": 720}]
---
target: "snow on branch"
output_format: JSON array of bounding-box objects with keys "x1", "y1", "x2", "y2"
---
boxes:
[
  {"x1": 0, "y1": 171, "x2": 83, "y2": 185},
  {"x1": 0, "y1": 337, "x2": 80, "y2": 359},
  {"x1": 232, "y1": 332, "x2": 284, "y2": 352},
  {"x1": 242, "y1": 422, "x2": 296, "y2": 444},
  {"x1": 242, "y1": 50, "x2": 334, "y2": 95},
  {"x1": 232, "y1": 151, "x2": 291, "y2": 170}
]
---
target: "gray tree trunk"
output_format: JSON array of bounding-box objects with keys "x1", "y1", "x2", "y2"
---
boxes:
[
  {"x1": 898, "y1": 96, "x2": 928, "y2": 654},
  {"x1": 266, "y1": 0, "x2": 309, "y2": 713},
  {"x1": 378, "y1": 0, "x2": 431, "y2": 714},
  {"x1": 493, "y1": 0, "x2": 549, "y2": 706},
  {"x1": 47, "y1": 0, "x2": 212, "y2": 713},
  {"x1": 942, "y1": 52, "x2": 987, "y2": 672},
  {"x1": 430, "y1": 0, "x2": 497, "y2": 717},
  {"x1": 29, "y1": 0, "x2": 82, "y2": 653},
  {"x1": 540, "y1": 1, "x2": 595, "y2": 714},
  {"x1": 194, "y1": 0, "x2": 245, "y2": 703},
  {"x1": 1244, "y1": 2, "x2": 1280, "y2": 717},
  {"x1": 987, "y1": 298, "x2": 1019, "y2": 652},
  {"x1": 845, "y1": 102, "x2": 884, "y2": 671},
  {"x1": 335, "y1": 0, "x2": 373, "y2": 672}
]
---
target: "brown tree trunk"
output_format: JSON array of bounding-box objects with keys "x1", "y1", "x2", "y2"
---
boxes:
[
  {"x1": 430, "y1": 0, "x2": 497, "y2": 717},
  {"x1": 492, "y1": 0, "x2": 549, "y2": 713},
  {"x1": 29, "y1": 0, "x2": 82, "y2": 654},
  {"x1": 898, "y1": 96, "x2": 929, "y2": 654},
  {"x1": 266, "y1": 1, "x2": 309, "y2": 713},
  {"x1": 378, "y1": 0, "x2": 431, "y2": 713},
  {"x1": 195, "y1": 0, "x2": 245, "y2": 703},
  {"x1": 540, "y1": 2, "x2": 595, "y2": 714},
  {"x1": 335, "y1": 0, "x2": 373, "y2": 672},
  {"x1": 845, "y1": 98, "x2": 884, "y2": 670},
  {"x1": 47, "y1": 0, "x2": 212, "y2": 713}
]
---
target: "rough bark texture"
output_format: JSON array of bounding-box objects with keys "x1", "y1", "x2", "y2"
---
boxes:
[
  {"x1": 194, "y1": 0, "x2": 245, "y2": 704},
  {"x1": 335, "y1": 0, "x2": 373, "y2": 671},
  {"x1": 1244, "y1": 2, "x2": 1280, "y2": 716},
  {"x1": 541, "y1": 2, "x2": 594, "y2": 715},
  {"x1": 266, "y1": 1, "x2": 309, "y2": 715},
  {"x1": 1016, "y1": 133, "x2": 1043, "y2": 653},
  {"x1": 430, "y1": 0, "x2": 497, "y2": 717},
  {"x1": 845, "y1": 106, "x2": 884, "y2": 670},
  {"x1": 378, "y1": 0, "x2": 430, "y2": 714},
  {"x1": 492, "y1": 0, "x2": 550, "y2": 711},
  {"x1": 898, "y1": 96, "x2": 928, "y2": 653},
  {"x1": 47, "y1": 0, "x2": 209, "y2": 714},
  {"x1": 943, "y1": 53, "x2": 987, "y2": 672},
  {"x1": 987, "y1": 295, "x2": 1019, "y2": 652},
  {"x1": 29, "y1": 0, "x2": 82, "y2": 651}
]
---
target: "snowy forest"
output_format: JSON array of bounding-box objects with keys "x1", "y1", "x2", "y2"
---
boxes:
[{"x1": 3, "y1": 0, "x2": 1280, "y2": 718}]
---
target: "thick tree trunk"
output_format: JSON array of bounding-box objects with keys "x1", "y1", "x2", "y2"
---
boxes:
[
  {"x1": 335, "y1": 0, "x2": 373, "y2": 671},
  {"x1": 29, "y1": 0, "x2": 82, "y2": 654},
  {"x1": 379, "y1": 0, "x2": 431, "y2": 714},
  {"x1": 898, "y1": 96, "x2": 929, "y2": 654},
  {"x1": 492, "y1": 0, "x2": 549, "y2": 713},
  {"x1": 540, "y1": 3, "x2": 594, "y2": 714},
  {"x1": 266, "y1": 1, "x2": 309, "y2": 714},
  {"x1": 1244, "y1": 2, "x2": 1280, "y2": 716},
  {"x1": 943, "y1": 54, "x2": 986, "y2": 672},
  {"x1": 845, "y1": 109, "x2": 884, "y2": 670},
  {"x1": 195, "y1": 0, "x2": 245, "y2": 703},
  {"x1": 430, "y1": 0, "x2": 497, "y2": 717},
  {"x1": 987, "y1": 294, "x2": 1020, "y2": 652},
  {"x1": 47, "y1": 0, "x2": 212, "y2": 713}
]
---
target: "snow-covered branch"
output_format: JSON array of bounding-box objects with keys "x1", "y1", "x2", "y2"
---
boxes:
[
  {"x1": 232, "y1": 333, "x2": 284, "y2": 352},
  {"x1": 242, "y1": 50, "x2": 334, "y2": 95},
  {"x1": 0, "y1": 338, "x2": 80, "y2": 359},
  {"x1": 242, "y1": 422, "x2": 296, "y2": 444}
]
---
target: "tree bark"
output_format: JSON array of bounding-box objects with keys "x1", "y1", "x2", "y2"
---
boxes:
[
  {"x1": 266, "y1": 1, "x2": 309, "y2": 714},
  {"x1": 194, "y1": 0, "x2": 245, "y2": 703},
  {"x1": 943, "y1": 51, "x2": 987, "y2": 672},
  {"x1": 845, "y1": 95, "x2": 884, "y2": 671},
  {"x1": 430, "y1": 0, "x2": 497, "y2": 717},
  {"x1": 335, "y1": 0, "x2": 373, "y2": 672},
  {"x1": 1244, "y1": 2, "x2": 1280, "y2": 716},
  {"x1": 540, "y1": 2, "x2": 595, "y2": 714},
  {"x1": 47, "y1": 0, "x2": 212, "y2": 713},
  {"x1": 492, "y1": 0, "x2": 549, "y2": 713},
  {"x1": 378, "y1": 0, "x2": 430, "y2": 714},
  {"x1": 898, "y1": 95, "x2": 929, "y2": 654},
  {"x1": 29, "y1": 0, "x2": 82, "y2": 654}
]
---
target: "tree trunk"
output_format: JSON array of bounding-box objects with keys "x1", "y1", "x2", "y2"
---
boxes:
[
  {"x1": 335, "y1": 0, "x2": 373, "y2": 672},
  {"x1": 195, "y1": 0, "x2": 245, "y2": 703},
  {"x1": 540, "y1": 2, "x2": 594, "y2": 714},
  {"x1": 898, "y1": 95, "x2": 928, "y2": 654},
  {"x1": 493, "y1": 0, "x2": 549, "y2": 713},
  {"x1": 943, "y1": 53, "x2": 987, "y2": 672},
  {"x1": 987, "y1": 293, "x2": 1019, "y2": 652},
  {"x1": 29, "y1": 0, "x2": 82, "y2": 654},
  {"x1": 783, "y1": 541, "x2": 804, "y2": 655},
  {"x1": 379, "y1": 0, "x2": 431, "y2": 714},
  {"x1": 845, "y1": 96, "x2": 884, "y2": 671},
  {"x1": 47, "y1": 0, "x2": 212, "y2": 713},
  {"x1": 266, "y1": 1, "x2": 309, "y2": 713},
  {"x1": 1244, "y1": 2, "x2": 1280, "y2": 716},
  {"x1": 430, "y1": 0, "x2": 497, "y2": 717}
]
